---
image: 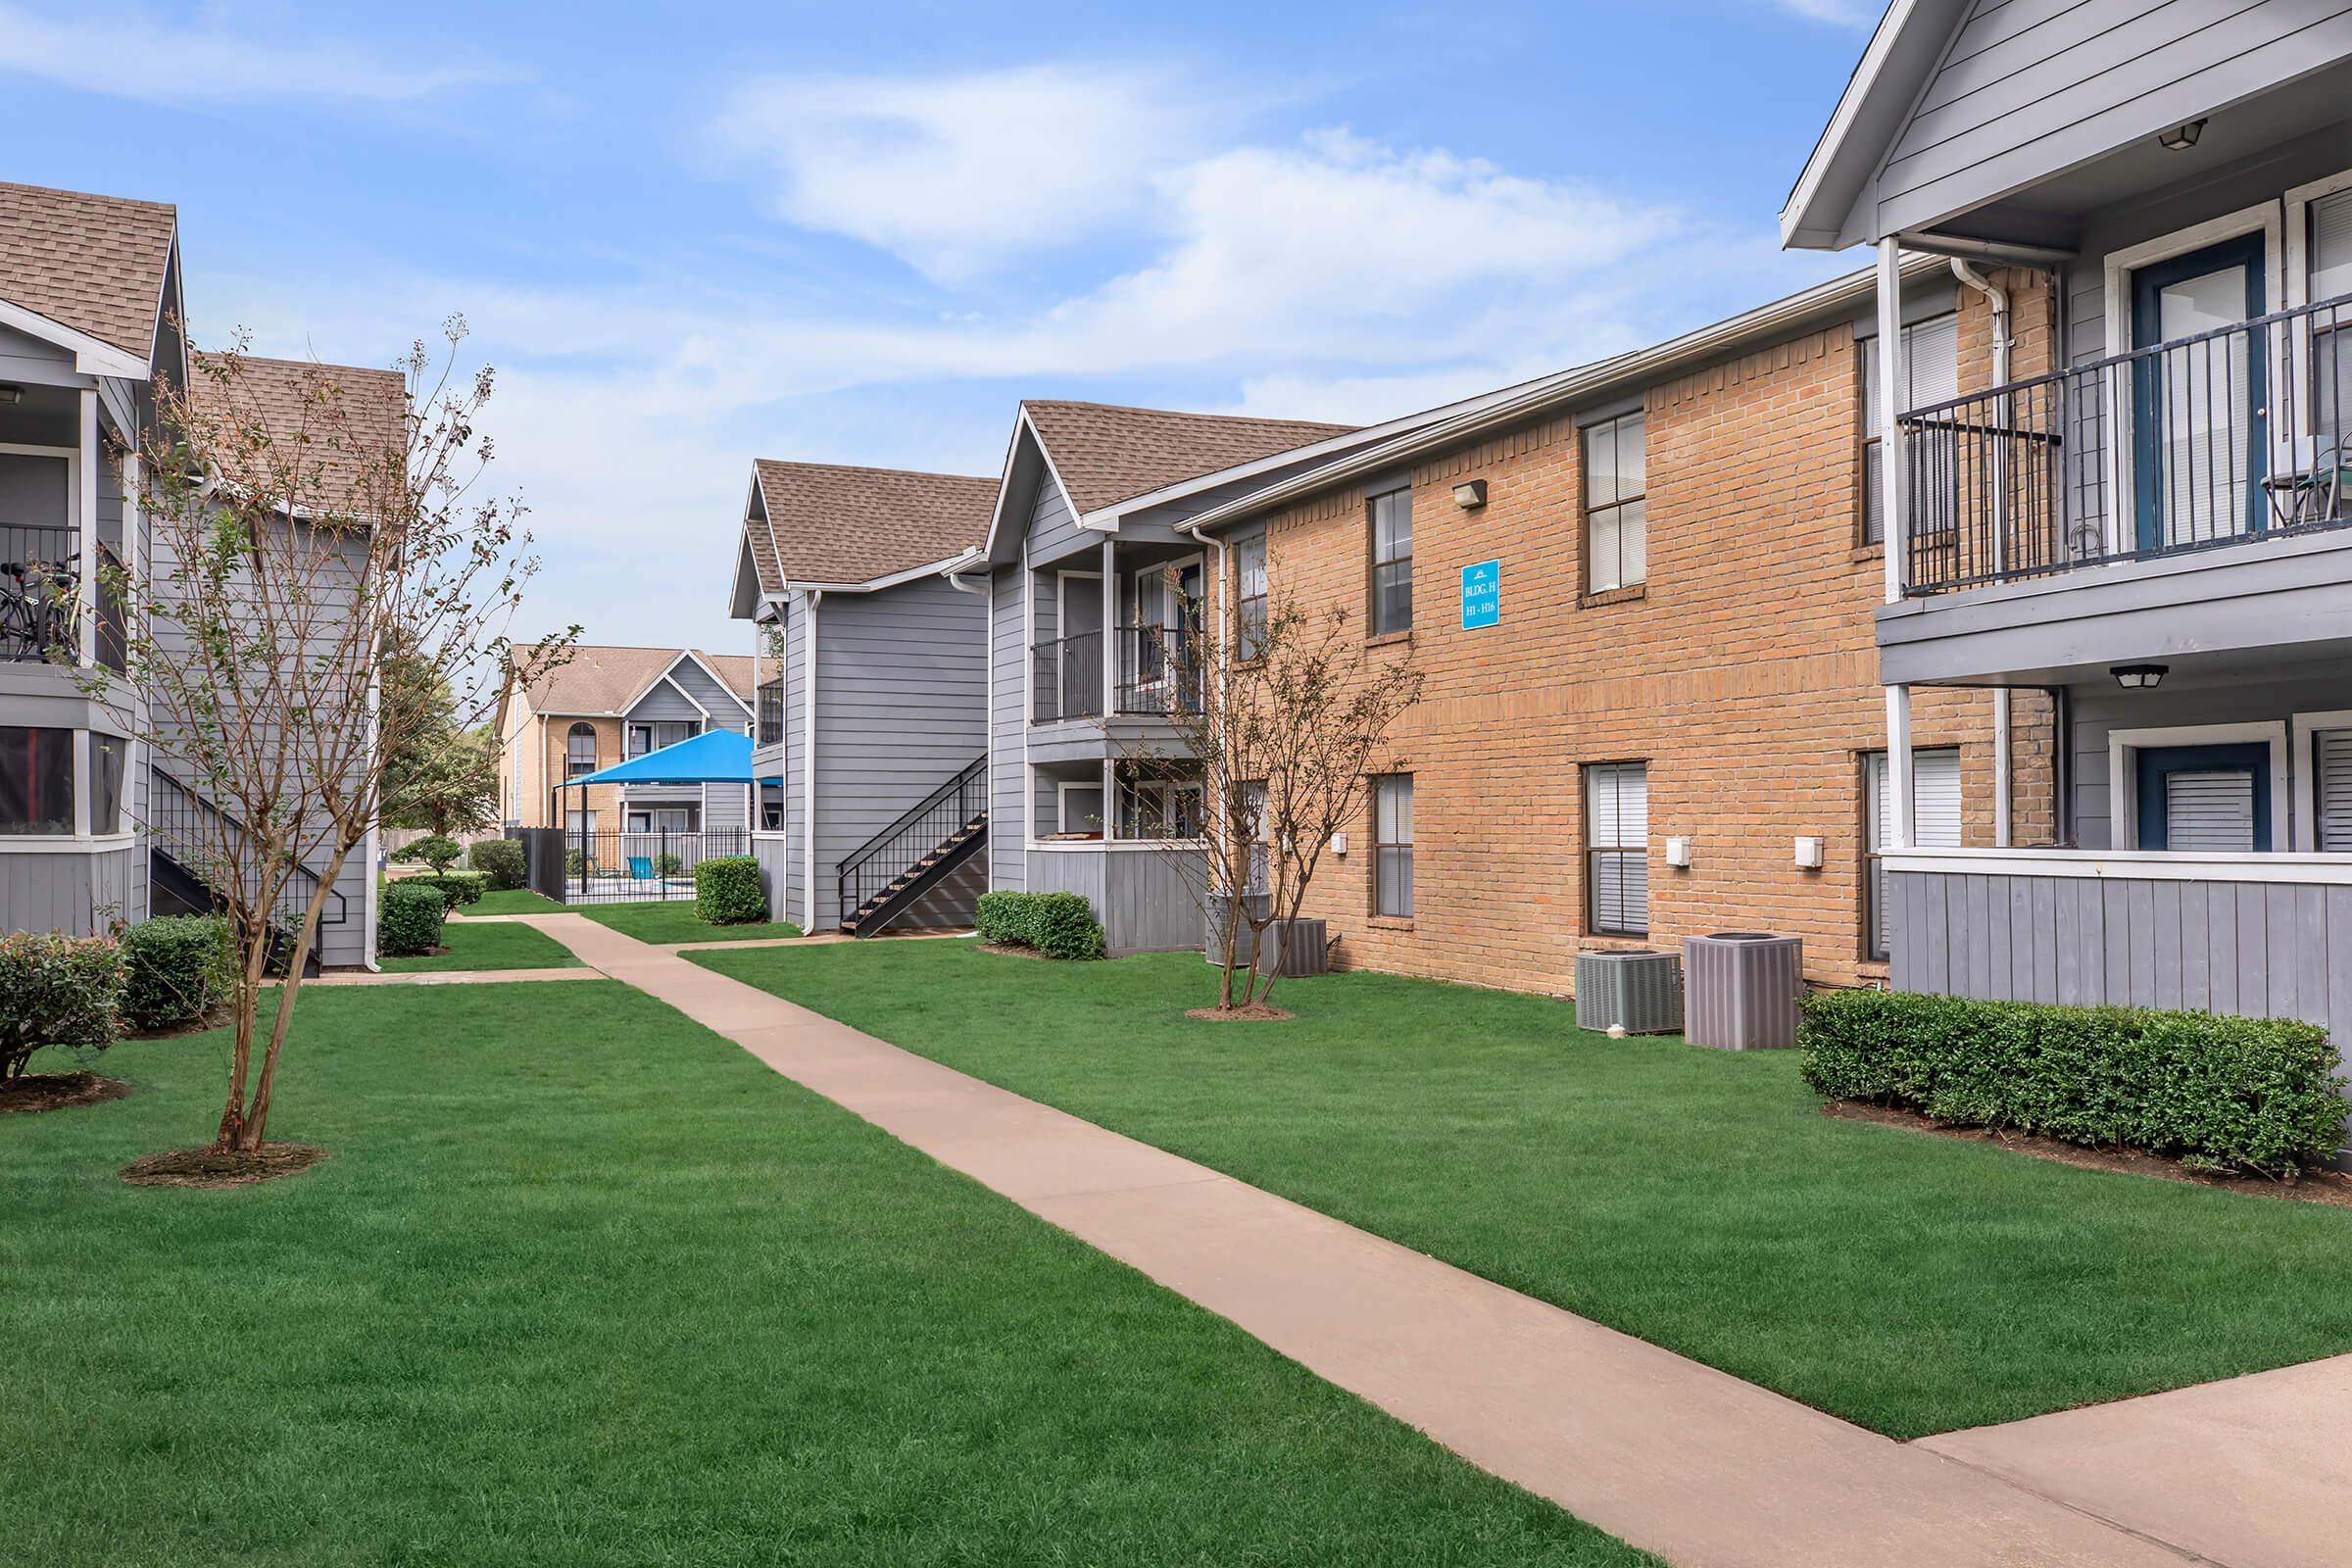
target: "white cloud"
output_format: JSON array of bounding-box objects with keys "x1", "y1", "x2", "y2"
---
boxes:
[
  {"x1": 0, "y1": 3, "x2": 519, "y2": 105},
  {"x1": 1772, "y1": 0, "x2": 1880, "y2": 25},
  {"x1": 708, "y1": 64, "x2": 1218, "y2": 284}
]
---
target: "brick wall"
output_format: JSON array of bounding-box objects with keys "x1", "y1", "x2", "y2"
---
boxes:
[
  {"x1": 510, "y1": 715, "x2": 623, "y2": 829},
  {"x1": 1243, "y1": 271, "x2": 2057, "y2": 996}
]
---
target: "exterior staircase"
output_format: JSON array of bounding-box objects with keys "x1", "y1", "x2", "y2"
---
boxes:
[
  {"x1": 148, "y1": 764, "x2": 344, "y2": 974},
  {"x1": 835, "y1": 757, "x2": 987, "y2": 937}
]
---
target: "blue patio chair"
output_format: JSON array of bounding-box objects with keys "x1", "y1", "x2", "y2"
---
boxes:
[{"x1": 627, "y1": 854, "x2": 657, "y2": 881}]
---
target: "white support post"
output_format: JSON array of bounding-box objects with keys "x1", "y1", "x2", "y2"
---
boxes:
[
  {"x1": 1876, "y1": 239, "x2": 1908, "y2": 606},
  {"x1": 1886, "y1": 684, "x2": 1916, "y2": 852},
  {"x1": 1992, "y1": 688, "x2": 2013, "y2": 849},
  {"x1": 77, "y1": 388, "x2": 99, "y2": 666},
  {"x1": 1101, "y1": 537, "x2": 1115, "y2": 716}
]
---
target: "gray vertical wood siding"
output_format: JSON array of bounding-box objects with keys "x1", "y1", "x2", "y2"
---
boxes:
[
  {"x1": 1029, "y1": 846, "x2": 1204, "y2": 956},
  {"x1": 1888, "y1": 869, "x2": 2352, "y2": 1051},
  {"x1": 989, "y1": 564, "x2": 1026, "y2": 892},
  {"x1": 1872, "y1": 0, "x2": 2352, "y2": 237},
  {"x1": 0, "y1": 845, "x2": 138, "y2": 935}
]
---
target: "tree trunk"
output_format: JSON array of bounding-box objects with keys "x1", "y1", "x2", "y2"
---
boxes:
[{"x1": 231, "y1": 842, "x2": 351, "y2": 1152}]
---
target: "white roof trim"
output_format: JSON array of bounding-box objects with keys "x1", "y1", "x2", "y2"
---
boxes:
[
  {"x1": 1181, "y1": 256, "x2": 1945, "y2": 535},
  {"x1": 782, "y1": 545, "x2": 985, "y2": 596},
  {"x1": 979, "y1": 406, "x2": 1084, "y2": 562},
  {"x1": 1779, "y1": 0, "x2": 1975, "y2": 252},
  {"x1": 0, "y1": 296, "x2": 151, "y2": 379}
]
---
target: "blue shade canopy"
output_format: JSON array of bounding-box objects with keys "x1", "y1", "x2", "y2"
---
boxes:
[{"x1": 565, "y1": 728, "x2": 755, "y2": 787}]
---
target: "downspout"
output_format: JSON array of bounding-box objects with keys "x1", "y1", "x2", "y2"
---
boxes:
[
  {"x1": 1181, "y1": 515, "x2": 1233, "y2": 889},
  {"x1": 802, "y1": 588, "x2": 822, "y2": 933},
  {"x1": 1953, "y1": 257, "x2": 2015, "y2": 850}
]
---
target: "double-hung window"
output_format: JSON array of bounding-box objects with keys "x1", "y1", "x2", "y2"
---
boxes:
[
  {"x1": 1235, "y1": 533, "x2": 1268, "y2": 660},
  {"x1": 565, "y1": 723, "x2": 598, "y2": 778},
  {"x1": 1860, "y1": 314, "x2": 1960, "y2": 544},
  {"x1": 1369, "y1": 489, "x2": 1411, "y2": 636},
  {"x1": 1583, "y1": 412, "x2": 1646, "y2": 592},
  {"x1": 2316, "y1": 728, "x2": 2352, "y2": 851},
  {"x1": 627, "y1": 719, "x2": 697, "y2": 759},
  {"x1": 1118, "y1": 776, "x2": 1203, "y2": 839},
  {"x1": 1585, "y1": 762, "x2": 1648, "y2": 934},
  {"x1": 2307, "y1": 188, "x2": 2352, "y2": 459},
  {"x1": 89, "y1": 734, "x2": 126, "y2": 835},
  {"x1": 0, "y1": 725, "x2": 74, "y2": 835},
  {"x1": 1372, "y1": 773, "x2": 1413, "y2": 917},
  {"x1": 1863, "y1": 748, "x2": 1962, "y2": 959}
]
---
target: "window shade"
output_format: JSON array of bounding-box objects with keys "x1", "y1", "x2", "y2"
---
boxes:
[
  {"x1": 1587, "y1": 762, "x2": 1648, "y2": 934},
  {"x1": 2164, "y1": 770, "x2": 2256, "y2": 853},
  {"x1": 2313, "y1": 189, "x2": 2352, "y2": 303},
  {"x1": 1862, "y1": 315, "x2": 1960, "y2": 543},
  {"x1": 1866, "y1": 748, "x2": 1961, "y2": 957},
  {"x1": 2317, "y1": 731, "x2": 2352, "y2": 851}
]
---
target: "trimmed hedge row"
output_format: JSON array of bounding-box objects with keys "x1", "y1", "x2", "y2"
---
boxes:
[
  {"x1": 694, "y1": 857, "x2": 768, "y2": 926},
  {"x1": 975, "y1": 891, "x2": 1104, "y2": 961},
  {"x1": 122, "y1": 914, "x2": 234, "y2": 1031},
  {"x1": 378, "y1": 882, "x2": 449, "y2": 957},
  {"x1": 1799, "y1": 988, "x2": 2345, "y2": 1176}
]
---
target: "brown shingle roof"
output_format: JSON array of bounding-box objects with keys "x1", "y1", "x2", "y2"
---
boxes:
[
  {"x1": 185, "y1": 353, "x2": 411, "y2": 517},
  {"x1": 0, "y1": 181, "x2": 176, "y2": 361},
  {"x1": 1022, "y1": 400, "x2": 1357, "y2": 515},
  {"x1": 747, "y1": 460, "x2": 995, "y2": 592},
  {"x1": 513, "y1": 644, "x2": 755, "y2": 716}
]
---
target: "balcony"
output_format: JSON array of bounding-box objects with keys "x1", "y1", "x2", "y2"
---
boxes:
[
  {"x1": 1032, "y1": 627, "x2": 1202, "y2": 724},
  {"x1": 1, "y1": 523, "x2": 79, "y2": 664},
  {"x1": 756, "y1": 678, "x2": 782, "y2": 747},
  {"x1": 1895, "y1": 294, "x2": 2352, "y2": 597}
]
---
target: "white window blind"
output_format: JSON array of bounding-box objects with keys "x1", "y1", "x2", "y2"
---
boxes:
[
  {"x1": 1586, "y1": 762, "x2": 1648, "y2": 934},
  {"x1": 2164, "y1": 770, "x2": 2256, "y2": 853},
  {"x1": 1373, "y1": 774, "x2": 1413, "y2": 916},
  {"x1": 1866, "y1": 748, "x2": 1961, "y2": 957},
  {"x1": 2317, "y1": 731, "x2": 2352, "y2": 852},
  {"x1": 1862, "y1": 314, "x2": 1960, "y2": 543},
  {"x1": 2312, "y1": 189, "x2": 2352, "y2": 302}
]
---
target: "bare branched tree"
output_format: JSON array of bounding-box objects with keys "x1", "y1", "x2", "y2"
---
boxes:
[
  {"x1": 1120, "y1": 579, "x2": 1422, "y2": 1014},
  {"x1": 95, "y1": 320, "x2": 573, "y2": 1154}
]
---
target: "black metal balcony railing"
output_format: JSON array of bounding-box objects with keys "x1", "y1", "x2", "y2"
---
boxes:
[
  {"x1": 1897, "y1": 293, "x2": 2352, "y2": 595},
  {"x1": 1113, "y1": 625, "x2": 1202, "y2": 716},
  {"x1": 756, "y1": 679, "x2": 783, "y2": 747},
  {"x1": 1032, "y1": 629, "x2": 1103, "y2": 722},
  {"x1": 1, "y1": 523, "x2": 79, "y2": 663}
]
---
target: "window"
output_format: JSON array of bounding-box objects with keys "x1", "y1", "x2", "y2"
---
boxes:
[
  {"x1": 1118, "y1": 775, "x2": 1202, "y2": 839},
  {"x1": 2307, "y1": 189, "x2": 2352, "y2": 450},
  {"x1": 1583, "y1": 412, "x2": 1646, "y2": 592},
  {"x1": 565, "y1": 722, "x2": 598, "y2": 778},
  {"x1": 759, "y1": 782, "x2": 785, "y2": 831},
  {"x1": 1058, "y1": 782, "x2": 1106, "y2": 836},
  {"x1": 626, "y1": 719, "x2": 697, "y2": 758},
  {"x1": 757, "y1": 680, "x2": 784, "y2": 747},
  {"x1": 1860, "y1": 314, "x2": 1960, "y2": 544},
  {"x1": 1585, "y1": 762, "x2": 1647, "y2": 934},
  {"x1": 1241, "y1": 779, "x2": 1271, "y2": 896},
  {"x1": 1371, "y1": 774, "x2": 1413, "y2": 917},
  {"x1": 626, "y1": 806, "x2": 698, "y2": 834},
  {"x1": 0, "y1": 726, "x2": 74, "y2": 835},
  {"x1": 90, "y1": 733, "x2": 126, "y2": 835},
  {"x1": 2316, "y1": 729, "x2": 2352, "y2": 851},
  {"x1": 1235, "y1": 533, "x2": 1268, "y2": 660},
  {"x1": 1863, "y1": 748, "x2": 1962, "y2": 959},
  {"x1": 564, "y1": 809, "x2": 596, "y2": 836},
  {"x1": 1369, "y1": 488, "x2": 1411, "y2": 635}
]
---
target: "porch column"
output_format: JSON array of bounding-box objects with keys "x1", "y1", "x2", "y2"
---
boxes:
[
  {"x1": 1886, "y1": 685, "x2": 1915, "y2": 851},
  {"x1": 1874, "y1": 238, "x2": 1907, "y2": 607},
  {"x1": 1101, "y1": 537, "x2": 1115, "y2": 716},
  {"x1": 77, "y1": 388, "x2": 99, "y2": 666}
]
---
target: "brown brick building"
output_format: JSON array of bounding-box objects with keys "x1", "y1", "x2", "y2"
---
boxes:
[{"x1": 1186, "y1": 262, "x2": 2059, "y2": 996}]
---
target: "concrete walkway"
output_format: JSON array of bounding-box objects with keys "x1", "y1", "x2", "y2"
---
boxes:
[{"x1": 512, "y1": 913, "x2": 2255, "y2": 1568}]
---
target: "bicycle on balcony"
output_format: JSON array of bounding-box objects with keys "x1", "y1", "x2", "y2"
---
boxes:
[{"x1": 0, "y1": 553, "x2": 77, "y2": 663}]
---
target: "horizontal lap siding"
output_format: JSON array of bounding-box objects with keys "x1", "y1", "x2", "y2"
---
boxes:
[
  {"x1": 664, "y1": 660, "x2": 750, "y2": 730},
  {"x1": 1890, "y1": 870, "x2": 2352, "y2": 1057},
  {"x1": 1873, "y1": 0, "x2": 2352, "y2": 236},
  {"x1": 813, "y1": 578, "x2": 988, "y2": 926},
  {"x1": 991, "y1": 566, "x2": 1026, "y2": 892},
  {"x1": 782, "y1": 600, "x2": 808, "y2": 920}
]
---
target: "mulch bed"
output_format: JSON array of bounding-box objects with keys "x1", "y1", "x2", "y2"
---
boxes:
[
  {"x1": 1184, "y1": 1003, "x2": 1297, "y2": 1022},
  {"x1": 120, "y1": 1143, "x2": 331, "y2": 1190},
  {"x1": 0, "y1": 1072, "x2": 134, "y2": 1115},
  {"x1": 1824, "y1": 1100, "x2": 2352, "y2": 1206},
  {"x1": 977, "y1": 942, "x2": 1054, "y2": 961}
]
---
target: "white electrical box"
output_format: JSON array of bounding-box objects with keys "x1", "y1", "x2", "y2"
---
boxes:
[
  {"x1": 1664, "y1": 836, "x2": 1692, "y2": 867},
  {"x1": 1330, "y1": 832, "x2": 1348, "y2": 857},
  {"x1": 1792, "y1": 836, "x2": 1825, "y2": 868}
]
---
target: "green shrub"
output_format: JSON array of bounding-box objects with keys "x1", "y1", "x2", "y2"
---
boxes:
[
  {"x1": 469, "y1": 837, "x2": 526, "y2": 891},
  {"x1": 1799, "y1": 988, "x2": 2345, "y2": 1177},
  {"x1": 565, "y1": 848, "x2": 584, "y2": 877},
  {"x1": 1, "y1": 931, "x2": 125, "y2": 1080},
  {"x1": 378, "y1": 882, "x2": 448, "y2": 957},
  {"x1": 973, "y1": 891, "x2": 1103, "y2": 960},
  {"x1": 694, "y1": 857, "x2": 768, "y2": 925},
  {"x1": 397, "y1": 833, "x2": 465, "y2": 872},
  {"x1": 656, "y1": 852, "x2": 684, "y2": 877},
  {"x1": 406, "y1": 870, "x2": 488, "y2": 910},
  {"x1": 121, "y1": 914, "x2": 234, "y2": 1030}
]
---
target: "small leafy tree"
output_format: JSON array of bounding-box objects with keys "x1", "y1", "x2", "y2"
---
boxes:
[
  {"x1": 382, "y1": 646, "x2": 500, "y2": 836},
  {"x1": 103, "y1": 322, "x2": 574, "y2": 1154},
  {"x1": 394, "y1": 833, "x2": 465, "y2": 872},
  {"x1": 1121, "y1": 584, "x2": 1422, "y2": 1013}
]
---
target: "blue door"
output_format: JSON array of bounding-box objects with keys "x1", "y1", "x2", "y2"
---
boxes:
[
  {"x1": 2132, "y1": 233, "x2": 2268, "y2": 552},
  {"x1": 2134, "y1": 743, "x2": 2271, "y2": 852}
]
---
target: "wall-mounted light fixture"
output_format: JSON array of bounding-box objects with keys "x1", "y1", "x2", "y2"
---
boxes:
[
  {"x1": 1792, "y1": 836, "x2": 1825, "y2": 869},
  {"x1": 2111, "y1": 662, "x2": 2168, "y2": 690},
  {"x1": 2157, "y1": 119, "x2": 2206, "y2": 152},
  {"x1": 0, "y1": 384, "x2": 22, "y2": 405},
  {"x1": 1451, "y1": 478, "x2": 1488, "y2": 510},
  {"x1": 1664, "y1": 836, "x2": 1692, "y2": 867}
]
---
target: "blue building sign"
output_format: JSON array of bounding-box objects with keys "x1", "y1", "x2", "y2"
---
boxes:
[{"x1": 1460, "y1": 560, "x2": 1500, "y2": 628}]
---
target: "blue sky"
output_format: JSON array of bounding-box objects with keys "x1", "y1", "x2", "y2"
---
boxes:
[{"x1": 7, "y1": 0, "x2": 1879, "y2": 654}]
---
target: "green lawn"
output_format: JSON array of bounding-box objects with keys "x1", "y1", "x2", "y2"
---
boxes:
[
  {"x1": 459, "y1": 888, "x2": 564, "y2": 915},
  {"x1": 377, "y1": 919, "x2": 584, "y2": 972},
  {"x1": 694, "y1": 941, "x2": 2352, "y2": 1440},
  {"x1": 2, "y1": 984, "x2": 1646, "y2": 1568},
  {"x1": 564, "y1": 900, "x2": 802, "y2": 945}
]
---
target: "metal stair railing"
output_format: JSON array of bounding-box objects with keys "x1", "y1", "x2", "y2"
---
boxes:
[
  {"x1": 836, "y1": 756, "x2": 987, "y2": 931},
  {"x1": 148, "y1": 764, "x2": 348, "y2": 933}
]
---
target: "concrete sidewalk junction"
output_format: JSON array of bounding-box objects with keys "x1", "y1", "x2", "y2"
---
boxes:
[{"x1": 517, "y1": 912, "x2": 2343, "y2": 1568}]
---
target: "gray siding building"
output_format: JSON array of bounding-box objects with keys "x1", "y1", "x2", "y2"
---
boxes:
[
  {"x1": 1785, "y1": 1, "x2": 2352, "y2": 1049},
  {"x1": 730, "y1": 460, "x2": 995, "y2": 935}
]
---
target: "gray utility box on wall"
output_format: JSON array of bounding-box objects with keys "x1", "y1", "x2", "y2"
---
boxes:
[
  {"x1": 1683, "y1": 932, "x2": 1803, "y2": 1051},
  {"x1": 1574, "y1": 950, "x2": 1685, "y2": 1035}
]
